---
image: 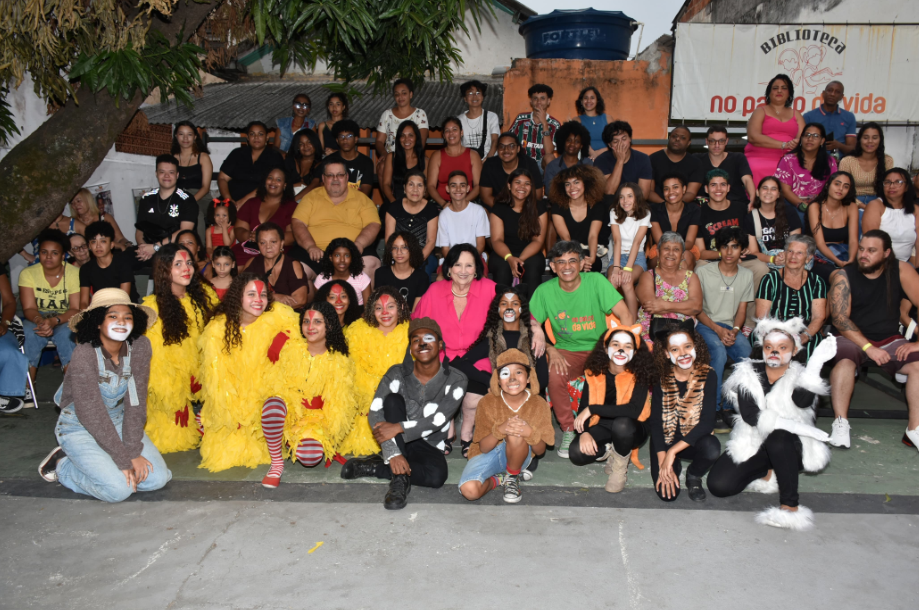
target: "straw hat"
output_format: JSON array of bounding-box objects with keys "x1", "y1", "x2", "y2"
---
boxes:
[{"x1": 68, "y1": 288, "x2": 157, "y2": 331}]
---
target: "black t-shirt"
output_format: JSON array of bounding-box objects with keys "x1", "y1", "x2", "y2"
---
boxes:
[
  {"x1": 480, "y1": 155, "x2": 544, "y2": 194},
  {"x1": 698, "y1": 200, "x2": 749, "y2": 252},
  {"x1": 594, "y1": 148, "x2": 654, "y2": 184},
  {"x1": 490, "y1": 199, "x2": 549, "y2": 255},
  {"x1": 324, "y1": 151, "x2": 375, "y2": 188},
  {"x1": 135, "y1": 188, "x2": 197, "y2": 242},
  {"x1": 743, "y1": 202, "x2": 803, "y2": 251},
  {"x1": 695, "y1": 152, "x2": 753, "y2": 203},
  {"x1": 79, "y1": 250, "x2": 139, "y2": 302},
  {"x1": 373, "y1": 266, "x2": 430, "y2": 306},
  {"x1": 219, "y1": 147, "x2": 286, "y2": 201},
  {"x1": 649, "y1": 150, "x2": 705, "y2": 199},
  {"x1": 550, "y1": 200, "x2": 608, "y2": 245},
  {"x1": 385, "y1": 199, "x2": 440, "y2": 248},
  {"x1": 649, "y1": 202, "x2": 702, "y2": 241}
]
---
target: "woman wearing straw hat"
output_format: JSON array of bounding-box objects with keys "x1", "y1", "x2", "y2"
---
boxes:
[{"x1": 37, "y1": 289, "x2": 172, "y2": 502}]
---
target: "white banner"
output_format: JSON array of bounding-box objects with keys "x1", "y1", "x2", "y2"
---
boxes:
[{"x1": 671, "y1": 23, "x2": 919, "y2": 124}]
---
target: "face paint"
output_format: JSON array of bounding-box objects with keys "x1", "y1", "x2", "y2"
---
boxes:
[
  {"x1": 500, "y1": 293, "x2": 519, "y2": 323},
  {"x1": 422, "y1": 333, "x2": 436, "y2": 344},
  {"x1": 330, "y1": 284, "x2": 344, "y2": 298},
  {"x1": 306, "y1": 310, "x2": 319, "y2": 323},
  {"x1": 253, "y1": 280, "x2": 266, "y2": 296},
  {"x1": 105, "y1": 323, "x2": 133, "y2": 341},
  {"x1": 499, "y1": 367, "x2": 511, "y2": 379},
  {"x1": 607, "y1": 332, "x2": 635, "y2": 365},
  {"x1": 379, "y1": 294, "x2": 392, "y2": 307},
  {"x1": 670, "y1": 348, "x2": 697, "y2": 369},
  {"x1": 668, "y1": 333, "x2": 690, "y2": 348}
]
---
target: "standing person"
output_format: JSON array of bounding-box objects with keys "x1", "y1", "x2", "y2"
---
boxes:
[
  {"x1": 18, "y1": 229, "x2": 79, "y2": 382},
  {"x1": 708, "y1": 318, "x2": 835, "y2": 530},
  {"x1": 205, "y1": 199, "x2": 237, "y2": 258},
  {"x1": 69, "y1": 188, "x2": 131, "y2": 250},
  {"x1": 648, "y1": 127, "x2": 704, "y2": 203},
  {"x1": 479, "y1": 133, "x2": 544, "y2": 207},
  {"x1": 458, "y1": 79, "x2": 500, "y2": 159},
  {"x1": 384, "y1": 168, "x2": 439, "y2": 274},
  {"x1": 649, "y1": 321, "x2": 720, "y2": 502},
  {"x1": 457, "y1": 348, "x2": 552, "y2": 503},
  {"x1": 80, "y1": 221, "x2": 136, "y2": 308},
  {"x1": 648, "y1": 174, "x2": 702, "y2": 269},
  {"x1": 509, "y1": 84, "x2": 561, "y2": 168},
  {"x1": 544, "y1": 121, "x2": 594, "y2": 186},
  {"x1": 340, "y1": 318, "x2": 467, "y2": 510},
  {"x1": 549, "y1": 165, "x2": 609, "y2": 273},
  {"x1": 232, "y1": 167, "x2": 297, "y2": 267},
  {"x1": 380, "y1": 120, "x2": 426, "y2": 206},
  {"x1": 807, "y1": 171, "x2": 859, "y2": 283},
  {"x1": 434, "y1": 171, "x2": 490, "y2": 257},
  {"x1": 744, "y1": 176, "x2": 802, "y2": 268},
  {"x1": 862, "y1": 168, "x2": 919, "y2": 264},
  {"x1": 324, "y1": 119, "x2": 374, "y2": 198},
  {"x1": 427, "y1": 117, "x2": 482, "y2": 206},
  {"x1": 313, "y1": 237, "x2": 372, "y2": 305},
  {"x1": 839, "y1": 122, "x2": 892, "y2": 215},
  {"x1": 695, "y1": 226, "x2": 755, "y2": 433},
  {"x1": 0, "y1": 262, "x2": 28, "y2": 413},
  {"x1": 285, "y1": 130, "x2": 324, "y2": 198},
  {"x1": 341, "y1": 287, "x2": 412, "y2": 457},
  {"x1": 802, "y1": 80, "x2": 856, "y2": 158},
  {"x1": 595, "y1": 121, "x2": 653, "y2": 200},
  {"x1": 374, "y1": 232, "x2": 430, "y2": 309},
  {"x1": 37, "y1": 289, "x2": 171, "y2": 502},
  {"x1": 316, "y1": 92, "x2": 348, "y2": 156},
  {"x1": 217, "y1": 121, "x2": 285, "y2": 206},
  {"x1": 374, "y1": 78, "x2": 429, "y2": 174},
  {"x1": 134, "y1": 155, "x2": 197, "y2": 264},
  {"x1": 141, "y1": 244, "x2": 216, "y2": 453},
  {"x1": 775, "y1": 122, "x2": 838, "y2": 223},
  {"x1": 574, "y1": 86, "x2": 609, "y2": 160},
  {"x1": 695, "y1": 126, "x2": 755, "y2": 205},
  {"x1": 608, "y1": 182, "x2": 651, "y2": 289},
  {"x1": 827, "y1": 230, "x2": 919, "y2": 451},
  {"x1": 172, "y1": 121, "x2": 213, "y2": 203},
  {"x1": 530, "y1": 240, "x2": 633, "y2": 457},
  {"x1": 744, "y1": 74, "x2": 805, "y2": 187},
  {"x1": 275, "y1": 93, "x2": 316, "y2": 153},
  {"x1": 241, "y1": 223, "x2": 309, "y2": 309},
  {"x1": 488, "y1": 169, "x2": 548, "y2": 297}
]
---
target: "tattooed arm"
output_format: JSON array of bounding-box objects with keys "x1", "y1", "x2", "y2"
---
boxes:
[{"x1": 828, "y1": 270, "x2": 870, "y2": 347}]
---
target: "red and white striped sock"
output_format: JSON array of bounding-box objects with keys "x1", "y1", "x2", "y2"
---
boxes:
[
  {"x1": 295, "y1": 438, "x2": 324, "y2": 467},
  {"x1": 261, "y1": 398, "x2": 288, "y2": 478},
  {"x1": 195, "y1": 412, "x2": 204, "y2": 436}
]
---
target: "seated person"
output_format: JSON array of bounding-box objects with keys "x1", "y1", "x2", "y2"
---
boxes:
[
  {"x1": 594, "y1": 120, "x2": 653, "y2": 199},
  {"x1": 649, "y1": 321, "x2": 720, "y2": 502},
  {"x1": 313, "y1": 237, "x2": 372, "y2": 305},
  {"x1": 232, "y1": 167, "x2": 297, "y2": 267},
  {"x1": 648, "y1": 127, "x2": 704, "y2": 203},
  {"x1": 458, "y1": 348, "x2": 553, "y2": 504},
  {"x1": 827, "y1": 230, "x2": 919, "y2": 451},
  {"x1": 206, "y1": 199, "x2": 238, "y2": 258},
  {"x1": 648, "y1": 174, "x2": 701, "y2": 270},
  {"x1": 435, "y1": 170, "x2": 490, "y2": 258},
  {"x1": 80, "y1": 221, "x2": 137, "y2": 308},
  {"x1": 241, "y1": 223, "x2": 309, "y2": 310},
  {"x1": 38, "y1": 289, "x2": 171, "y2": 502},
  {"x1": 217, "y1": 121, "x2": 285, "y2": 206},
  {"x1": 488, "y1": 169, "x2": 548, "y2": 298},
  {"x1": 134, "y1": 154, "x2": 197, "y2": 265},
  {"x1": 509, "y1": 84, "x2": 561, "y2": 168},
  {"x1": 340, "y1": 318, "x2": 467, "y2": 510},
  {"x1": 18, "y1": 229, "x2": 80, "y2": 381},
  {"x1": 744, "y1": 176, "x2": 803, "y2": 268},
  {"x1": 695, "y1": 125, "x2": 755, "y2": 204},
  {"x1": 384, "y1": 169, "x2": 439, "y2": 274},
  {"x1": 544, "y1": 121, "x2": 594, "y2": 187},
  {"x1": 0, "y1": 264, "x2": 28, "y2": 413},
  {"x1": 695, "y1": 226, "x2": 754, "y2": 433},
  {"x1": 807, "y1": 171, "x2": 859, "y2": 284},
  {"x1": 373, "y1": 232, "x2": 430, "y2": 309},
  {"x1": 608, "y1": 182, "x2": 651, "y2": 289},
  {"x1": 549, "y1": 165, "x2": 609, "y2": 273},
  {"x1": 68, "y1": 234, "x2": 91, "y2": 268},
  {"x1": 479, "y1": 133, "x2": 544, "y2": 207},
  {"x1": 315, "y1": 280, "x2": 363, "y2": 328},
  {"x1": 324, "y1": 119, "x2": 375, "y2": 198},
  {"x1": 709, "y1": 318, "x2": 834, "y2": 531},
  {"x1": 568, "y1": 322, "x2": 653, "y2": 494},
  {"x1": 775, "y1": 123, "x2": 837, "y2": 221}
]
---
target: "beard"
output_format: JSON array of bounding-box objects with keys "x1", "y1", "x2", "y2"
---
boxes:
[{"x1": 858, "y1": 258, "x2": 887, "y2": 275}]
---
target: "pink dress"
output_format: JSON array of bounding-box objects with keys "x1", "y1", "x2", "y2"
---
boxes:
[{"x1": 744, "y1": 114, "x2": 800, "y2": 187}]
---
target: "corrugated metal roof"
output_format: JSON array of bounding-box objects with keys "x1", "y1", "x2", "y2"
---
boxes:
[{"x1": 142, "y1": 79, "x2": 504, "y2": 132}]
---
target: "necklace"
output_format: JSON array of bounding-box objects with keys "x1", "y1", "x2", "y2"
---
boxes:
[
  {"x1": 452, "y1": 289, "x2": 469, "y2": 298},
  {"x1": 501, "y1": 389, "x2": 530, "y2": 413},
  {"x1": 155, "y1": 191, "x2": 176, "y2": 216},
  {"x1": 718, "y1": 264, "x2": 738, "y2": 289}
]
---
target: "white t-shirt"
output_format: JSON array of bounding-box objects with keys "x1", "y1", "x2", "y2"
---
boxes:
[
  {"x1": 435, "y1": 203, "x2": 491, "y2": 250},
  {"x1": 377, "y1": 108, "x2": 429, "y2": 153},
  {"x1": 609, "y1": 210, "x2": 652, "y2": 255},
  {"x1": 459, "y1": 111, "x2": 501, "y2": 158}
]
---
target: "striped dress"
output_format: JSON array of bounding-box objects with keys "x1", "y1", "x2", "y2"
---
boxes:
[{"x1": 755, "y1": 269, "x2": 827, "y2": 359}]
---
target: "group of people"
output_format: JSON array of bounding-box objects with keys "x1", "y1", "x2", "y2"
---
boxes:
[{"x1": 3, "y1": 73, "x2": 918, "y2": 533}]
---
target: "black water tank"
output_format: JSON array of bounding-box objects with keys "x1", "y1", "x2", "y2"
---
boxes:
[{"x1": 519, "y1": 8, "x2": 637, "y2": 61}]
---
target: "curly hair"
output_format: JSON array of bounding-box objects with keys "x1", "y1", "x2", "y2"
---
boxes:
[
  {"x1": 212, "y1": 272, "x2": 274, "y2": 353},
  {"x1": 652, "y1": 327, "x2": 711, "y2": 378},
  {"x1": 549, "y1": 164, "x2": 606, "y2": 208},
  {"x1": 319, "y1": 237, "x2": 364, "y2": 280},
  {"x1": 255, "y1": 166, "x2": 295, "y2": 201},
  {"x1": 152, "y1": 244, "x2": 213, "y2": 346},
  {"x1": 362, "y1": 285, "x2": 412, "y2": 328},
  {"x1": 299, "y1": 301, "x2": 349, "y2": 356},
  {"x1": 554, "y1": 121, "x2": 592, "y2": 159},
  {"x1": 314, "y1": 279, "x2": 363, "y2": 326},
  {"x1": 583, "y1": 328, "x2": 654, "y2": 389},
  {"x1": 470, "y1": 284, "x2": 535, "y2": 367},
  {"x1": 35, "y1": 228, "x2": 70, "y2": 254},
  {"x1": 74, "y1": 305, "x2": 149, "y2": 347},
  {"x1": 285, "y1": 129, "x2": 324, "y2": 177},
  {"x1": 494, "y1": 168, "x2": 542, "y2": 243},
  {"x1": 383, "y1": 230, "x2": 425, "y2": 269},
  {"x1": 575, "y1": 86, "x2": 605, "y2": 116}
]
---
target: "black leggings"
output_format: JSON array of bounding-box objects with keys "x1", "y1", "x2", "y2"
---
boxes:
[
  {"x1": 569, "y1": 417, "x2": 648, "y2": 466},
  {"x1": 488, "y1": 253, "x2": 546, "y2": 299},
  {"x1": 373, "y1": 394, "x2": 449, "y2": 488},
  {"x1": 649, "y1": 433, "x2": 721, "y2": 502},
  {"x1": 707, "y1": 429, "x2": 804, "y2": 507}
]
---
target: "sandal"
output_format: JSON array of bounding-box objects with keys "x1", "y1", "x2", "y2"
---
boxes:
[
  {"x1": 443, "y1": 436, "x2": 455, "y2": 456},
  {"x1": 461, "y1": 440, "x2": 471, "y2": 459}
]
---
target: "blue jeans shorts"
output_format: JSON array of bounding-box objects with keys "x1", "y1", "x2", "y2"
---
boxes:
[{"x1": 458, "y1": 441, "x2": 533, "y2": 488}]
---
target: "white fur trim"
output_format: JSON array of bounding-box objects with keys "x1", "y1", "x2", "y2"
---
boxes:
[
  {"x1": 745, "y1": 475, "x2": 779, "y2": 494},
  {"x1": 755, "y1": 505, "x2": 814, "y2": 531},
  {"x1": 757, "y1": 410, "x2": 779, "y2": 435},
  {"x1": 753, "y1": 316, "x2": 806, "y2": 352},
  {"x1": 370, "y1": 398, "x2": 384, "y2": 412}
]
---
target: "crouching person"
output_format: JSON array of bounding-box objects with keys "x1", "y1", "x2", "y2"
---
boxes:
[
  {"x1": 459, "y1": 349, "x2": 553, "y2": 504},
  {"x1": 38, "y1": 289, "x2": 172, "y2": 502},
  {"x1": 340, "y1": 318, "x2": 467, "y2": 510}
]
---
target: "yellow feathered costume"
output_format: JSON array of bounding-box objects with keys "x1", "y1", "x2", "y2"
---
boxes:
[
  {"x1": 142, "y1": 286, "x2": 216, "y2": 453},
  {"x1": 270, "y1": 338, "x2": 359, "y2": 461},
  {"x1": 339, "y1": 319, "x2": 409, "y2": 456},
  {"x1": 196, "y1": 304, "x2": 301, "y2": 472}
]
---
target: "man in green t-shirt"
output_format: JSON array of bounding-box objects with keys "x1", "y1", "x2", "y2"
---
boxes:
[{"x1": 530, "y1": 240, "x2": 633, "y2": 457}]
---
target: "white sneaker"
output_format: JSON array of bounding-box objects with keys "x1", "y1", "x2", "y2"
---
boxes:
[
  {"x1": 23, "y1": 386, "x2": 34, "y2": 408},
  {"x1": 905, "y1": 428, "x2": 919, "y2": 452},
  {"x1": 828, "y1": 417, "x2": 851, "y2": 448},
  {"x1": 557, "y1": 430, "x2": 576, "y2": 458}
]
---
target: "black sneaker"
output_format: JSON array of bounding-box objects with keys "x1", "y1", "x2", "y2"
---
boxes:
[
  {"x1": 686, "y1": 474, "x2": 706, "y2": 502},
  {"x1": 384, "y1": 474, "x2": 411, "y2": 510},
  {"x1": 340, "y1": 454, "x2": 384, "y2": 480},
  {"x1": 0, "y1": 396, "x2": 24, "y2": 414},
  {"x1": 23, "y1": 386, "x2": 35, "y2": 408},
  {"x1": 39, "y1": 447, "x2": 65, "y2": 482},
  {"x1": 714, "y1": 410, "x2": 735, "y2": 434}
]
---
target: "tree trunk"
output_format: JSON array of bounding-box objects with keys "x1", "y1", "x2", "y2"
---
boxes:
[{"x1": 0, "y1": 0, "x2": 218, "y2": 263}]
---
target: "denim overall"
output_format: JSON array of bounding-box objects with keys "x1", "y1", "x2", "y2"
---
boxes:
[{"x1": 54, "y1": 344, "x2": 171, "y2": 502}]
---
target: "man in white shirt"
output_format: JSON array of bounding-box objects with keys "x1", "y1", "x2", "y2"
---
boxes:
[{"x1": 435, "y1": 170, "x2": 490, "y2": 257}]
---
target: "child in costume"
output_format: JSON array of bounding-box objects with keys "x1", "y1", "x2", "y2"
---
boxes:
[
  {"x1": 340, "y1": 286, "x2": 412, "y2": 457},
  {"x1": 315, "y1": 279, "x2": 363, "y2": 328},
  {"x1": 142, "y1": 244, "x2": 217, "y2": 453},
  {"x1": 196, "y1": 273, "x2": 301, "y2": 472},
  {"x1": 260, "y1": 301, "x2": 359, "y2": 488},
  {"x1": 708, "y1": 317, "x2": 835, "y2": 531}
]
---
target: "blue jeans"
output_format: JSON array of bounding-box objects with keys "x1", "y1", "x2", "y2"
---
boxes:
[
  {"x1": 620, "y1": 252, "x2": 647, "y2": 272},
  {"x1": 458, "y1": 441, "x2": 533, "y2": 488},
  {"x1": 0, "y1": 331, "x2": 27, "y2": 397},
  {"x1": 856, "y1": 195, "x2": 875, "y2": 237},
  {"x1": 22, "y1": 319, "x2": 75, "y2": 368},
  {"x1": 697, "y1": 322, "x2": 752, "y2": 411}
]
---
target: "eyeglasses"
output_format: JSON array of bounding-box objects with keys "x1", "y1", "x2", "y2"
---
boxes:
[
  {"x1": 71, "y1": 245, "x2": 88, "y2": 252},
  {"x1": 802, "y1": 133, "x2": 823, "y2": 139},
  {"x1": 465, "y1": 91, "x2": 483, "y2": 97},
  {"x1": 883, "y1": 180, "x2": 906, "y2": 187},
  {"x1": 293, "y1": 103, "x2": 310, "y2": 109},
  {"x1": 324, "y1": 173, "x2": 348, "y2": 180},
  {"x1": 497, "y1": 144, "x2": 517, "y2": 151},
  {"x1": 391, "y1": 245, "x2": 408, "y2": 252},
  {"x1": 337, "y1": 134, "x2": 355, "y2": 140}
]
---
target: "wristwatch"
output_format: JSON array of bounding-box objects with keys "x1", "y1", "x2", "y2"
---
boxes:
[{"x1": 153, "y1": 243, "x2": 161, "y2": 252}]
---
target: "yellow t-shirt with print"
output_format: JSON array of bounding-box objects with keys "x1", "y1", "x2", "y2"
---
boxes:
[{"x1": 18, "y1": 263, "x2": 80, "y2": 314}]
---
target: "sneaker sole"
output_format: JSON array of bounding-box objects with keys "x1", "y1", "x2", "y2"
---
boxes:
[
  {"x1": 520, "y1": 470, "x2": 533, "y2": 482},
  {"x1": 503, "y1": 494, "x2": 523, "y2": 504},
  {"x1": 38, "y1": 448, "x2": 62, "y2": 482},
  {"x1": 713, "y1": 427, "x2": 732, "y2": 434},
  {"x1": 556, "y1": 448, "x2": 569, "y2": 458}
]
